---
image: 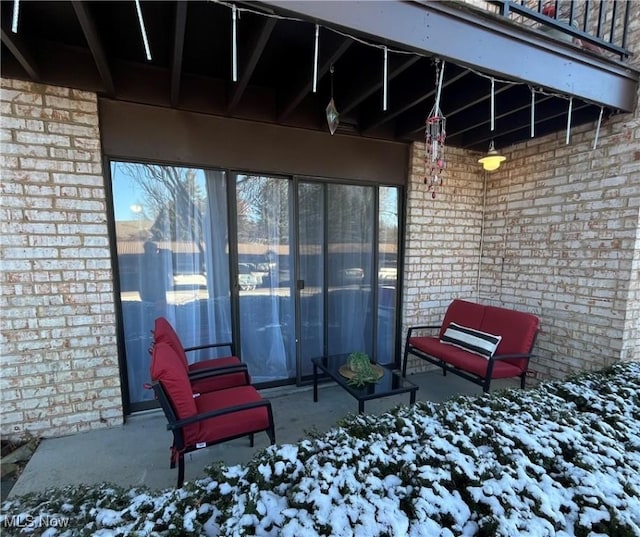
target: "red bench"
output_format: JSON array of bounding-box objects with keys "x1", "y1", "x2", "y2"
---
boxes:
[{"x1": 402, "y1": 299, "x2": 540, "y2": 392}]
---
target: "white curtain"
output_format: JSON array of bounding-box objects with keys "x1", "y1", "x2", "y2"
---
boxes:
[
  {"x1": 113, "y1": 163, "x2": 232, "y2": 405},
  {"x1": 236, "y1": 176, "x2": 293, "y2": 382}
]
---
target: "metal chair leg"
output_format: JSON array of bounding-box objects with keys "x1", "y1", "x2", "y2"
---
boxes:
[{"x1": 177, "y1": 454, "x2": 185, "y2": 488}]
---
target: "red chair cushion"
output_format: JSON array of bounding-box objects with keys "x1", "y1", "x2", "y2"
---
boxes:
[
  {"x1": 189, "y1": 357, "x2": 240, "y2": 372},
  {"x1": 439, "y1": 299, "x2": 486, "y2": 339},
  {"x1": 154, "y1": 317, "x2": 189, "y2": 370},
  {"x1": 150, "y1": 341, "x2": 200, "y2": 445},
  {"x1": 193, "y1": 386, "x2": 271, "y2": 446},
  {"x1": 154, "y1": 317, "x2": 244, "y2": 388},
  {"x1": 190, "y1": 357, "x2": 248, "y2": 393},
  {"x1": 481, "y1": 306, "x2": 539, "y2": 371},
  {"x1": 409, "y1": 336, "x2": 523, "y2": 379}
]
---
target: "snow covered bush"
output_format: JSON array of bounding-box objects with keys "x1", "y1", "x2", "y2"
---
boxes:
[{"x1": 2, "y1": 361, "x2": 639, "y2": 536}]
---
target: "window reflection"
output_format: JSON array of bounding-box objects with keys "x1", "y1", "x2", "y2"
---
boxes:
[{"x1": 111, "y1": 162, "x2": 231, "y2": 406}]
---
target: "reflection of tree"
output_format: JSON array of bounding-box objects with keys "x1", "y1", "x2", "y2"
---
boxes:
[
  {"x1": 298, "y1": 183, "x2": 399, "y2": 246},
  {"x1": 379, "y1": 186, "x2": 399, "y2": 245},
  {"x1": 120, "y1": 164, "x2": 206, "y2": 250},
  {"x1": 298, "y1": 183, "x2": 323, "y2": 245},
  {"x1": 328, "y1": 184, "x2": 374, "y2": 244},
  {"x1": 236, "y1": 176, "x2": 289, "y2": 245}
]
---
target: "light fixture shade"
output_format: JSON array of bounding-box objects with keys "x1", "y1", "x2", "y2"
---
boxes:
[{"x1": 478, "y1": 140, "x2": 506, "y2": 171}]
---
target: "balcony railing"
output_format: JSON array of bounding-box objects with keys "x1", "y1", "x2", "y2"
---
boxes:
[{"x1": 487, "y1": 0, "x2": 632, "y2": 60}]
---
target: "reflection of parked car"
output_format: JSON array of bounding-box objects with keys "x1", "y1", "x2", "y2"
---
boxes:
[
  {"x1": 253, "y1": 262, "x2": 273, "y2": 287},
  {"x1": 238, "y1": 263, "x2": 258, "y2": 291},
  {"x1": 337, "y1": 267, "x2": 365, "y2": 284},
  {"x1": 173, "y1": 273, "x2": 207, "y2": 290},
  {"x1": 378, "y1": 267, "x2": 397, "y2": 282}
]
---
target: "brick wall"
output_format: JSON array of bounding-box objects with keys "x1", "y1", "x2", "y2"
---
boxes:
[
  {"x1": 627, "y1": 216, "x2": 640, "y2": 361},
  {"x1": 403, "y1": 73, "x2": 640, "y2": 381},
  {"x1": 402, "y1": 144, "x2": 486, "y2": 371},
  {"x1": 0, "y1": 78, "x2": 122, "y2": 440},
  {"x1": 480, "y1": 114, "x2": 639, "y2": 379},
  {"x1": 620, "y1": 0, "x2": 640, "y2": 367}
]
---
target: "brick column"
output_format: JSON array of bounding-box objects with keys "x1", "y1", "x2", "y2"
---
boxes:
[{"x1": 1, "y1": 78, "x2": 122, "y2": 440}]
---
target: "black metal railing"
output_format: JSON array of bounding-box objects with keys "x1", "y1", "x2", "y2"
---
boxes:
[{"x1": 487, "y1": 0, "x2": 632, "y2": 60}]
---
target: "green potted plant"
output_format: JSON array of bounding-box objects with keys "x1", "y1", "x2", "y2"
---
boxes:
[{"x1": 345, "y1": 352, "x2": 382, "y2": 387}]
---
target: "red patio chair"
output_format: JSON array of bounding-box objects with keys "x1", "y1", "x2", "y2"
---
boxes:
[
  {"x1": 151, "y1": 340, "x2": 276, "y2": 487},
  {"x1": 153, "y1": 317, "x2": 249, "y2": 393}
]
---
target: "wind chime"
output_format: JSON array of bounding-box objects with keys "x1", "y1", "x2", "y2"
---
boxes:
[{"x1": 424, "y1": 60, "x2": 446, "y2": 198}]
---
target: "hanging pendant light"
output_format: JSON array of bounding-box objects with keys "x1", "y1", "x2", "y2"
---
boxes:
[
  {"x1": 326, "y1": 64, "x2": 339, "y2": 135},
  {"x1": 478, "y1": 78, "x2": 505, "y2": 171},
  {"x1": 478, "y1": 140, "x2": 506, "y2": 171}
]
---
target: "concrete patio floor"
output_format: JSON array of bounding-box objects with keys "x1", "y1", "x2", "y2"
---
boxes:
[{"x1": 7, "y1": 370, "x2": 519, "y2": 498}]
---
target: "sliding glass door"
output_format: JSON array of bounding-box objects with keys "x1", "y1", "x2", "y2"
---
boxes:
[
  {"x1": 297, "y1": 181, "x2": 400, "y2": 376},
  {"x1": 326, "y1": 184, "x2": 374, "y2": 356},
  {"x1": 297, "y1": 182, "x2": 325, "y2": 378},
  {"x1": 110, "y1": 163, "x2": 232, "y2": 408},
  {"x1": 377, "y1": 186, "x2": 400, "y2": 365},
  {"x1": 234, "y1": 174, "x2": 296, "y2": 383},
  {"x1": 111, "y1": 162, "x2": 401, "y2": 410}
]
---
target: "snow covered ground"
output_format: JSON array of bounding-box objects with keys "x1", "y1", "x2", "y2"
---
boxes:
[{"x1": 2, "y1": 361, "x2": 639, "y2": 536}]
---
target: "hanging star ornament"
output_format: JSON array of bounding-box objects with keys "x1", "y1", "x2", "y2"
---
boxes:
[
  {"x1": 326, "y1": 64, "x2": 339, "y2": 135},
  {"x1": 326, "y1": 99, "x2": 339, "y2": 135}
]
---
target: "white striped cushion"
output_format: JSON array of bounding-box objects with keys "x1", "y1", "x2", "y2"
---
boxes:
[{"x1": 440, "y1": 322, "x2": 502, "y2": 359}]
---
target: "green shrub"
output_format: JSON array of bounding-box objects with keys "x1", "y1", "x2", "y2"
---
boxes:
[{"x1": 2, "y1": 362, "x2": 639, "y2": 536}]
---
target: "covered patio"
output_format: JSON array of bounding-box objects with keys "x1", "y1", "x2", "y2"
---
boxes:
[
  {"x1": 6, "y1": 370, "x2": 521, "y2": 498},
  {"x1": 0, "y1": 0, "x2": 638, "y2": 456},
  {"x1": 2, "y1": 362, "x2": 638, "y2": 535}
]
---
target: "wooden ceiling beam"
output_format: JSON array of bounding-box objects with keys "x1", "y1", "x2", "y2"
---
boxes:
[
  {"x1": 170, "y1": 1, "x2": 188, "y2": 107},
  {"x1": 340, "y1": 54, "x2": 421, "y2": 117},
  {"x1": 362, "y1": 67, "x2": 469, "y2": 134},
  {"x1": 71, "y1": 0, "x2": 115, "y2": 96},
  {"x1": 260, "y1": 0, "x2": 638, "y2": 112},
  {"x1": 228, "y1": 17, "x2": 277, "y2": 113},
  {"x1": 278, "y1": 35, "x2": 352, "y2": 123},
  {"x1": 1, "y1": 24, "x2": 40, "y2": 82},
  {"x1": 397, "y1": 78, "x2": 514, "y2": 138}
]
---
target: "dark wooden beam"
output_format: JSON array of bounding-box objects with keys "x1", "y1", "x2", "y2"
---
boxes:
[
  {"x1": 362, "y1": 67, "x2": 469, "y2": 134},
  {"x1": 449, "y1": 94, "x2": 553, "y2": 142},
  {"x1": 450, "y1": 95, "x2": 589, "y2": 150},
  {"x1": 259, "y1": 0, "x2": 639, "y2": 112},
  {"x1": 397, "y1": 78, "x2": 514, "y2": 139},
  {"x1": 278, "y1": 35, "x2": 352, "y2": 122},
  {"x1": 340, "y1": 54, "x2": 421, "y2": 117},
  {"x1": 228, "y1": 17, "x2": 276, "y2": 113},
  {"x1": 479, "y1": 101, "x2": 594, "y2": 151},
  {"x1": 71, "y1": 1, "x2": 115, "y2": 96},
  {"x1": 170, "y1": 1, "x2": 188, "y2": 107},
  {"x1": 1, "y1": 24, "x2": 40, "y2": 82}
]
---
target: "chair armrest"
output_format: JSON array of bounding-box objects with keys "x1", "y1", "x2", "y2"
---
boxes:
[
  {"x1": 188, "y1": 364, "x2": 249, "y2": 382},
  {"x1": 167, "y1": 399, "x2": 272, "y2": 430},
  {"x1": 407, "y1": 325, "x2": 441, "y2": 338},
  {"x1": 183, "y1": 341, "x2": 236, "y2": 355},
  {"x1": 491, "y1": 352, "x2": 538, "y2": 362}
]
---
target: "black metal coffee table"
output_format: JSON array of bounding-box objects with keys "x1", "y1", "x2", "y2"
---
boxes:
[{"x1": 312, "y1": 354, "x2": 418, "y2": 413}]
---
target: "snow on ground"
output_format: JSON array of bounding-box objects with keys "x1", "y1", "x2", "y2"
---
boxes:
[{"x1": 1, "y1": 361, "x2": 639, "y2": 536}]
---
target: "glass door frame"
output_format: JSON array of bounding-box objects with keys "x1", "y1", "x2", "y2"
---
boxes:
[
  {"x1": 106, "y1": 157, "x2": 405, "y2": 414},
  {"x1": 293, "y1": 176, "x2": 404, "y2": 384},
  {"x1": 228, "y1": 171, "x2": 298, "y2": 388}
]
